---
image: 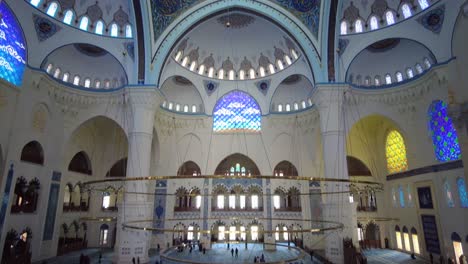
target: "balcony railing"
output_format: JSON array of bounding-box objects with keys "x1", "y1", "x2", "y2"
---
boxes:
[
  {"x1": 174, "y1": 207, "x2": 200, "y2": 212},
  {"x1": 63, "y1": 203, "x2": 89, "y2": 212},
  {"x1": 211, "y1": 207, "x2": 263, "y2": 212},
  {"x1": 274, "y1": 207, "x2": 302, "y2": 212}
]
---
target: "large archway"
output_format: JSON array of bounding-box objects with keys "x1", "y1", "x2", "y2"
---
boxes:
[{"x1": 214, "y1": 153, "x2": 260, "y2": 176}]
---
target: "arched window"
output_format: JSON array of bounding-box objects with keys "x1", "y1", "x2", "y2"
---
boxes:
[
  {"x1": 457, "y1": 177, "x2": 468, "y2": 208},
  {"x1": 277, "y1": 60, "x2": 284, "y2": 70},
  {"x1": 402, "y1": 4, "x2": 412, "y2": 18},
  {"x1": 46, "y1": 64, "x2": 53, "y2": 74},
  {"x1": 452, "y1": 232, "x2": 464, "y2": 263},
  {"x1": 191, "y1": 105, "x2": 197, "y2": 113},
  {"x1": 95, "y1": 20, "x2": 104, "y2": 35},
  {"x1": 174, "y1": 51, "x2": 183, "y2": 61},
  {"x1": 428, "y1": 100, "x2": 461, "y2": 161},
  {"x1": 293, "y1": 102, "x2": 299, "y2": 111},
  {"x1": 386, "y1": 11, "x2": 395, "y2": 25},
  {"x1": 168, "y1": 102, "x2": 173, "y2": 110},
  {"x1": 370, "y1": 16, "x2": 379, "y2": 30},
  {"x1": 104, "y1": 80, "x2": 110, "y2": 88},
  {"x1": 189, "y1": 61, "x2": 197, "y2": 71},
  {"x1": 418, "y1": 0, "x2": 429, "y2": 10},
  {"x1": 213, "y1": 91, "x2": 261, "y2": 132},
  {"x1": 198, "y1": 64, "x2": 205, "y2": 75},
  {"x1": 340, "y1": 21, "x2": 348, "y2": 35},
  {"x1": 63, "y1": 10, "x2": 74, "y2": 25},
  {"x1": 285, "y1": 104, "x2": 291, "y2": 112},
  {"x1": 68, "y1": 151, "x2": 92, "y2": 175},
  {"x1": 62, "y1": 72, "x2": 69, "y2": 82},
  {"x1": 385, "y1": 74, "x2": 392, "y2": 84},
  {"x1": 30, "y1": 0, "x2": 41, "y2": 7},
  {"x1": 399, "y1": 185, "x2": 405, "y2": 208},
  {"x1": 239, "y1": 70, "x2": 245, "y2": 80},
  {"x1": 73, "y1": 75, "x2": 80, "y2": 86},
  {"x1": 392, "y1": 187, "x2": 397, "y2": 207},
  {"x1": 53, "y1": 68, "x2": 61, "y2": 78},
  {"x1": 277, "y1": 104, "x2": 283, "y2": 112},
  {"x1": 218, "y1": 69, "x2": 224, "y2": 80},
  {"x1": 444, "y1": 180, "x2": 455, "y2": 208},
  {"x1": 284, "y1": 55, "x2": 292, "y2": 65},
  {"x1": 110, "y1": 23, "x2": 119, "y2": 37},
  {"x1": 406, "y1": 68, "x2": 414, "y2": 78},
  {"x1": 125, "y1": 24, "x2": 132, "y2": 38},
  {"x1": 291, "y1": 49, "x2": 299, "y2": 59},
  {"x1": 208, "y1": 67, "x2": 214, "y2": 78},
  {"x1": 79, "y1": 16, "x2": 89, "y2": 31},
  {"x1": 259, "y1": 67, "x2": 266, "y2": 77},
  {"x1": 411, "y1": 228, "x2": 420, "y2": 254},
  {"x1": 181, "y1": 56, "x2": 189, "y2": 67},
  {"x1": 102, "y1": 192, "x2": 110, "y2": 209},
  {"x1": 301, "y1": 101, "x2": 306, "y2": 109},
  {"x1": 46, "y1": 2, "x2": 59, "y2": 17},
  {"x1": 95, "y1": 80, "x2": 101, "y2": 88},
  {"x1": 385, "y1": 130, "x2": 408, "y2": 173},
  {"x1": 84, "y1": 78, "x2": 91, "y2": 88},
  {"x1": 374, "y1": 76, "x2": 381, "y2": 86},
  {"x1": 415, "y1": 64, "x2": 424, "y2": 74},
  {"x1": 403, "y1": 227, "x2": 412, "y2": 252},
  {"x1": 268, "y1": 64, "x2": 275, "y2": 74},
  {"x1": 354, "y1": 19, "x2": 363, "y2": 33},
  {"x1": 396, "y1": 72, "x2": 403, "y2": 82},
  {"x1": 365, "y1": 76, "x2": 371, "y2": 86},
  {"x1": 20, "y1": 141, "x2": 44, "y2": 165},
  {"x1": 395, "y1": 226, "x2": 403, "y2": 250},
  {"x1": 424, "y1": 58, "x2": 432, "y2": 69},
  {"x1": 249, "y1": 68, "x2": 256, "y2": 79},
  {"x1": 175, "y1": 104, "x2": 180, "y2": 112},
  {"x1": 99, "y1": 224, "x2": 109, "y2": 246},
  {"x1": 183, "y1": 105, "x2": 189, "y2": 113}
]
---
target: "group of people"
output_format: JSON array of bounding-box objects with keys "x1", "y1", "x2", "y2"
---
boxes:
[{"x1": 253, "y1": 253, "x2": 266, "y2": 263}]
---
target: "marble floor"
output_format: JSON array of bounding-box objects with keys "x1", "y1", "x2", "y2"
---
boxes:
[{"x1": 363, "y1": 249, "x2": 429, "y2": 264}]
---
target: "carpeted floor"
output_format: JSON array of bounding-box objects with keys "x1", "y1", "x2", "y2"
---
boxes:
[{"x1": 363, "y1": 249, "x2": 429, "y2": 264}]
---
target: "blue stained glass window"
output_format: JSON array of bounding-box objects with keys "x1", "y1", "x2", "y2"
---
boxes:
[
  {"x1": 428, "y1": 100, "x2": 461, "y2": 162},
  {"x1": 444, "y1": 180, "x2": 455, "y2": 208},
  {"x1": 213, "y1": 91, "x2": 261, "y2": 132},
  {"x1": 0, "y1": 2, "x2": 27, "y2": 86},
  {"x1": 456, "y1": 177, "x2": 468, "y2": 208},
  {"x1": 399, "y1": 185, "x2": 405, "y2": 208}
]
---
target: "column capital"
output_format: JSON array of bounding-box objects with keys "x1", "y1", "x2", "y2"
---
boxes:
[{"x1": 125, "y1": 87, "x2": 162, "y2": 111}]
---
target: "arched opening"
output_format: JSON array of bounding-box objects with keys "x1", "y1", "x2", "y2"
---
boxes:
[
  {"x1": 99, "y1": 224, "x2": 109, "y2": 246},
  {"x1": 362, "y1": 222, "x2": 381, "y2": 249},
  {"x1": 2, "y1": 228, "x2": 32, "y2": 263},
  {"x1": 68, "y1": 151, "x2": 92, "y2": 175},
  {"x1": 452, "y1": 232, "x2": 464, "y2": 263},
  {"x1": 395, "y1": 225, "x2": 402, "y2": 250},
  {"x1": 214, "y1": 153, "x2": 260, "y2": 176},
  {"x1": 173, "y1": 223, "x2": 187, "y2": 245},
  {"x1": 20, "y1": 141, "x2": 44, "y2": 165},
  {"x1": 411, "y1": 227, "x2": 420, "y2": 254},
  {"x1": 106, "y1": 158, "x2": 127, "y2": 177},
  {"x1": 273, "y1": 161, "x2": 298, "y2": 177},
  {"x1": 177, "y1": 161, "x2": 201, "y2": 176}
]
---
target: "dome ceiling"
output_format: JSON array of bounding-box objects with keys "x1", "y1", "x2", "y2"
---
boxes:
[{"x1": 170, "y1": 10, "x2": 303, "y2": 80}]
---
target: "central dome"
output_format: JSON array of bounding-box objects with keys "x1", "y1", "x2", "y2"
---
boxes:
[{"x1": 170, "y1": 10, "x2": 302, "y2": 80}]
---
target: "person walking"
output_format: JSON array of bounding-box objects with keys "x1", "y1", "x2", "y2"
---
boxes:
[
  {"x1": 132, "y1": 257, "x2": 136, "y2": 264},
  {"x1": 430, "y1": 253, "x2": 433, "y2": 264},
  {"x1": 235, "y1": 248, "x2": 238, "y2": 258},
  {"x1": 231, "y1": 248, "x2": 234, "y2": 257}
]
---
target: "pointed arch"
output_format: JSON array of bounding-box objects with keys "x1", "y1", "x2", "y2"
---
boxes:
[
  {"x1": 20, "y1": 141, "x2": 44, "y2": 165},
  {"x1": 106, "y1": 158, "x2": 127, "y2": 177},
  {"x1": 273, "y1": 161, "x2": 298, "y2": 177},
  {"x1": 68, "y1": 151, "x2": 92, "y2": 175},
  {"x1": 385, "y1": 130, "x2": 408, "y2": 174},
  {"x1": 177, "y1": 161, "x2": 201, "y2": 176},
  {"x1": 427, "y1": 100, "x2": 461, "y2": 162}
]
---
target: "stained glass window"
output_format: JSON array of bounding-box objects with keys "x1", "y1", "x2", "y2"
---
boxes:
[
  {"x1": 402, "y1": 4, "x2": 412, "y2": 18},
  {"x1": 355, "y1": 19, "x2": 363, "y2": 33},
  {"x1": 340, "y1": 21, "x2": 347, "y2": 35},
  {"x1": 444, "y1": 180, "x2": 455, "y2": 208},
  {"x1": 0, "y1": 2, "x2": 27, "y2": 86},
  {"x1": 386, "y1": 130, "x2": 408, "y2": 173},
  {"x1": 213, "y1": 91, "x2": 261, "y2": 133},
  {"x1": 370, "y1": 16, "x2": 379, "y2": 30},
  {"x1": 407, "y1": 184, "x2": 414, "y2": 207},
  {"x1": 456, "y1": 177, "x2": 468, "y2": 208},
  {"x1": 392, "y1": 187, "x2": 397, "y2": 207},
  {"x1": 399, "y1": 185, "x2": 405, "y2": 208},
  {"x1": 428, "y1": 100, "x2": 461, "y2": 162}
]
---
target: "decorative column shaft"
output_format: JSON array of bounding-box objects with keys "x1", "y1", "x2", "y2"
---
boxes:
[
  {"x1": 314, "y1": 85, "x2": 357, "y2": 264},
  {"x1": 116, "y1": 89, "x2": 158, "y2": 264}
]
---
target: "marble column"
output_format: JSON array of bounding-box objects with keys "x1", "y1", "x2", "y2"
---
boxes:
[
  {"x1": 115, "y1": 89, "x2": 158, "y2": 264},
  {"x1": 314, "y1": 85, "x2": 357, "y2": 264}
]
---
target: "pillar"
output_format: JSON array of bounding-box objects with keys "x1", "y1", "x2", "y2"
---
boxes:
[
  {"x1": 115, "y1": 89, "x2": 158, "y2": 264},
  {"x1": 314, "y1": 85, "x2": 357, "y2": 264}
]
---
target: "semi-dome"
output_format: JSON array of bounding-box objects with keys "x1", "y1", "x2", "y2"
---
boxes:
[
  {"x1": 42, "y1": 43, "x2": 128, "y2": 89},
  {"x1": 347, "y1": 38, "x2": 436, "y2": 86}
]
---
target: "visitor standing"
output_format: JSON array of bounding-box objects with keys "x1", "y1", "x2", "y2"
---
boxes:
[
  {"x1": 235, "y1": 248, "x2": 238, "y2": 258},
  {"x1": 132, "y1": 257, "x2": 136, "y2": 264},
  {"x1": 430, "y1": 253, "x2": 434, "y2": 264},
  {"x1": 231, "y1": 248, "x2": 234, "y2": 257}
]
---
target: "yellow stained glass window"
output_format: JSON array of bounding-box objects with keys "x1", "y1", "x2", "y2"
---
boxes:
[{"x1": 386, "y1": 130, "x2": 408, "y2": 173}]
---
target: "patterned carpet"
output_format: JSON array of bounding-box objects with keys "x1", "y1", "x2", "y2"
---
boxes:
[{"x1": 363, "y1": 249, "x2": 429, "y2": 264}]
